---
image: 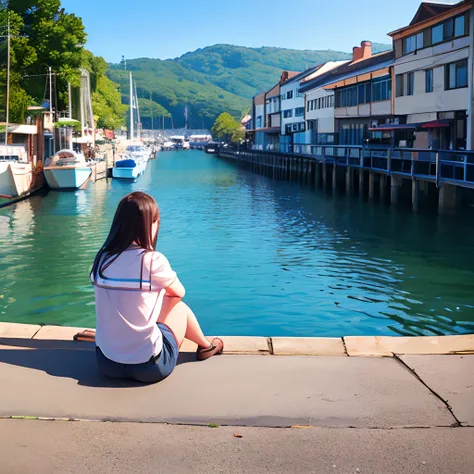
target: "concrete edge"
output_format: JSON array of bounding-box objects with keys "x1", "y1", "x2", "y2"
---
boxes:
[{"x1": 0, "y1": 323, "x2": 473, "y2": 357}]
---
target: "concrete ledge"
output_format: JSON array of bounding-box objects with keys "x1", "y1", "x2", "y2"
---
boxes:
[
  {"x1": 170, "y1": 337, "x2": 269, "y2": 355},
  {"x1": 1, "y1": 323, "x2": 473, "y2": 357},
  {"x1": 272, "y1": 337, "x2": 345, "y2": 356},
  {"x1": 33, "y1": 326, "x2": 91, "y2": 341},
  {"x1": 345, "y1": 335, "x2": 474, "y2": 357},
  {"x1": 220, "y1": 337, "x2": 269, "y2": 354},
  {"x1": 0, "y1": 323, "x2": 41, "y2": 339}
]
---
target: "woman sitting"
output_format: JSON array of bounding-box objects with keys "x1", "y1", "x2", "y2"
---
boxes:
[{"x1": 91, "y1": 191, "x2": 223, "y2": 384}]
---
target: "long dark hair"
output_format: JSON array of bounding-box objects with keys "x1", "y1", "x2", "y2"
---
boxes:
[{"x1": 91, "y1": 192, "x2": 160, "y2": 279}]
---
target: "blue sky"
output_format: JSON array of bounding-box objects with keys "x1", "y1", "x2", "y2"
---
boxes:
[{"x1": 61, "y1": 0, "x2": 441, "y2": 62}]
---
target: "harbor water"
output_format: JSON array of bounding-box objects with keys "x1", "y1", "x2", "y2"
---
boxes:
[{"x1": 0, "y1": 150, "x2": 473, "y2": 337}]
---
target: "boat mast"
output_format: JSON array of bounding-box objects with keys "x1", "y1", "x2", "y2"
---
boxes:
[
  {"x1": 150, "y1": 90, "x2": 154, "y2": 137},
  {"x1": 4, "y1": 15, "x2": 10, "y2": 146},
  {"x1": 68, "y1": 81, "x2": 73, "y2": 149},
  {"x1": 135, "y1": 81, "x2": 141, "y2": 140},
  {"x1": 129, "y1": 72, "x2": 134, "y2": 141}
]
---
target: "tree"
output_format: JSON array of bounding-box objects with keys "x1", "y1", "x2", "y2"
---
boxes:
[{"x1": 211, "y1": 112, "x2": 244, "y2": 144}]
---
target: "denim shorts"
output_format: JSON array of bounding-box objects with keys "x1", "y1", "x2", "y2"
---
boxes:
[{"x1": 96, "y1": 323, "x2": 180, "y2": 384}]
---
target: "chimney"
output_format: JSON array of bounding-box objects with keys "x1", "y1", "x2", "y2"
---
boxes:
[{"x1": 352, "y1": 41, "x2": 372, "y2": 62}]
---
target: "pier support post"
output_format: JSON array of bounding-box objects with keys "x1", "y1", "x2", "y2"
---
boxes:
[
  {"x1": 438, "y1": 183, "x2": 458, "y2": 215},
  {"x1": 412, "y1": 179, "x2": 420, "y2": 212},
  {"x1": 359, "y1": 169, "x2": 365, "y2": 196},
  {"x1": 345, "y1": 166, "x2": 353, "y2": 193},
  {"x1": 380, "y1": 175, "x2": 387, "y2": 201},
  {"x1": 332, "y1": 164, "x2": 337, "y2": 192},
  {"x1": 314, "y1": 162, "x2": 320, "y2": 188},
  {"x1": 390, "y1": 175, "x2": 402, "y2": 206},
  {"x1": 322, "y1": 163, "x2": 327, "y2": 190},
  {"x1": 368, "y1": 171, "x2": 375, "y2": 200}
]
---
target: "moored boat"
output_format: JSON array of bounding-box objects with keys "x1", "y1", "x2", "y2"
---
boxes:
[
  {"x1": 112, "y1": 144, "x2": 148, "y2": 180},
  {"x1": 0, "y1": 145, "x2": 36, "y2": 198},
  {"x1": 44, "y1": 150, "x2": 92, "y2": 190},
  {"x1": 204, "y1": 142, "x2": 219, "y2": 154},
  {"x1": 112, "y1": 158, "x2": 146, "y2": 180}
]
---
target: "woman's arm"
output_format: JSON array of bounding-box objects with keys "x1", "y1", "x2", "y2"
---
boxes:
[{"x1": 164, "y1": 276, "x2": 186, "y2": 299}]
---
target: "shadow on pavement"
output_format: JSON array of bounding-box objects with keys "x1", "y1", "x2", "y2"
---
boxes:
[{"x1": 0, "y1": 338, "x2": 198, "y2": 388}]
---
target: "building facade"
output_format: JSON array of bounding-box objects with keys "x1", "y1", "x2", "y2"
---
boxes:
[{"x1": 389, "y1": 1, "x2": 473, "y2": 150}]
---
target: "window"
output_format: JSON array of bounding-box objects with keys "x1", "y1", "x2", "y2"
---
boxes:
[
  {"x1": 432, "y1": 24, "x2": 443, "y2": 44},
  {"x1": 311, "y1": 100, "x2": 314, "y2": 110},
  {"x1": 365, "y1": 83, "x2": 371, "y2": 102},
  {"x1": 329, "y1": 95, "x2": 334, "y2": 107},
  {"x1": 444, "y1": 18, "x2": 454, "y2": 40},
  {"x1": 371, "y1": 77, "x2": 391, "y2": 102},
  {"x1": 358, "y1": 84, "x2": 365, "y2": 103},
  {"x1": 425, "y1": 69, "x2": 433, "y2": 93},
  {"x1": 445, "y1": 60, "x2": 468, "y2": 90},
  {"x1": 295, "y1": 107, "x2": 305, "y2": 117},
  {"x1": 407, "y1": 72, "x2": 415, "y2": 96},
  {"x1": 396, "y1": 75, "x2": 404, "y2": 97},
  {"x1": 404, "y1": 32, "x2": 424, "y2": 54},
  {"x1": 307, "y1": 101, "x2": 310, "y2": 113},
  {"x1": 283, "y1": 109, "x2": 293, "y2": 118},
  {"x1": 286, "y1": 91, "x2": 293, "y2": 100},
  {"x1": 454, "y1": 15, "x2": 465, "y2": 37},
  {"x1": 256, "y1": 116, "x2": 262, "y2": 128}
]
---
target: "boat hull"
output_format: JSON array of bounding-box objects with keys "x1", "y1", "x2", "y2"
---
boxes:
[
  {"x1": 44, "y1": 167, "x2": 92, "y2": 190},
  {"x1": 0, "y1": 162, "x2": 34, "y2": 197},
  {"x1": 112, "y1": 161, "x2": 146, "y2": 180}
]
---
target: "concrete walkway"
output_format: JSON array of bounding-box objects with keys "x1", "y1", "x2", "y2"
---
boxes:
[
  {"x1": 1, "y1": 420, "x2": 473, "y2": 474},
  {"x1": 0, "y1": 336, "x2": 472, "y2": 428},
  {"x1": 1, "y1": 326, "x2": 473, "y2": 473}
]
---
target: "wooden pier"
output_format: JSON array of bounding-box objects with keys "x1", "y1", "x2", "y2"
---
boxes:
[{"x1": 218, "y1": 146, "x2": 474, "y2": 214}]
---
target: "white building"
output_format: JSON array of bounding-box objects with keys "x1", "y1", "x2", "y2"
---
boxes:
[
  {"x1": 280, "y1": 62, "x2": 348, "y2": 148},
  {"x1": 299, "y1": 61, "x2": 348, "y2": 145},
  {"x1": 389, "y1": 0, "x2": 472, "y2": 149}
]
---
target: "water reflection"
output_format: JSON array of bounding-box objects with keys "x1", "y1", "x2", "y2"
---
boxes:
[{"x1": 0, "y1": 150, "x2": 473, "y2": 336}]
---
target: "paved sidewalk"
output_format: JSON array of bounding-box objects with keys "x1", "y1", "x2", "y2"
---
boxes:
[
  {"x1": 0, "y1": 337, "x2": 472, "y2": 428},
  {"x1": 1, "y1": 420, "x2": 474, "y2": 474}
]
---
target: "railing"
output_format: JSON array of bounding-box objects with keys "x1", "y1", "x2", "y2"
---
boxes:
[{"x1": 240, "y1": 144, "x2": 474, "y2": 187}]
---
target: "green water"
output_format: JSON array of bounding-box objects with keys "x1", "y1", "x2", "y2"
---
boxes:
[{"x1": 0, "y1": 150, "x2": 473, "y2": 337}]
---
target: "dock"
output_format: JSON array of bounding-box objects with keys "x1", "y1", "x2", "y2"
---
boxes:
[{"x1": 219, "y1": 146, "x2": 474, "y2": 214}]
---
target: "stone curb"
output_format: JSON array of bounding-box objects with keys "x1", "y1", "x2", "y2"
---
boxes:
[{"x1": 0, "y1": 323, "x2": 473, "y2": 357}]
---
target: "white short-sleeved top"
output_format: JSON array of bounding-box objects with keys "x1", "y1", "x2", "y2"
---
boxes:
[{"x1": 92, "y1": 246, "x2": 177, "y2": 364}]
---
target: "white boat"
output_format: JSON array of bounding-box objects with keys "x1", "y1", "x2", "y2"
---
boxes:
[
  {"x1": 112, "y1": 144, "x2": 148, "y2": 180},
  {"x1": 189, "y1": 134, "x2": 212, "y2": 149},
  {"x1": 44, "y1": 150, "x2": 92, "y2": 190},
  {"x1": 112, "y1": 158, "x2": 147, "y2": 180},
  {"x1": 161, "y1": 140, "x2": 174, "y2": 151},
  {"x1": 0, "y1": 145, "x2": 35, "y2": 198},
  {"x1": 170, "y1": 136, "x2": 190, "y2": 150}
]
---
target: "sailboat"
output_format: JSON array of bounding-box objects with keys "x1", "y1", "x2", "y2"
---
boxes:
[
  {"x1": 113, "y1": 72, "x2": 148, "y2": 180},
  {"x1": 44, "y1": 69, "x2": 94, "y2": 190}
]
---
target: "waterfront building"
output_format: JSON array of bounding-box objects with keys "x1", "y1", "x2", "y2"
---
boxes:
[
  {"x1": 387, "y1": 0, "x2": 473, "y2": 150},
  {"x1": 298, "y1": 42, "x2": 394, "y2": 147},
  {"x1": 247, "y1": 71, "x2": 299, "y2": 151},
  {"x1": 280, "y1": 62, "x2": 348, "y2": 150}
]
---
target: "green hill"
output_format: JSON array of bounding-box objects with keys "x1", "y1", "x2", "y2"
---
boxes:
[{"x1": 107, "y1": 43, "x2": 391, "y2": 130}]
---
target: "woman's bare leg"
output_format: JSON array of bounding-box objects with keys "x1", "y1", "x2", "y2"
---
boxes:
[{"x1": 157, "y1": 296, "x2": 211, "y2": 349}]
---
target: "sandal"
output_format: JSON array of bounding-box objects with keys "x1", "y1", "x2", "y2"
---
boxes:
[
  {"x1": 73, "y1": 329, "x2": 96, "y2": 343},
  {"x1": 196, "y1": 338, "x2": 224, "y2": 361}
]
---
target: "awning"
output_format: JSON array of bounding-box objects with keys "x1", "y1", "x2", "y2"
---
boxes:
[
  {"x1": 369, "y1": 123, "x2": 419, "y2": 131},
  {"x1": 421, "y1": 119, "x2": 452, "y2": 129}
]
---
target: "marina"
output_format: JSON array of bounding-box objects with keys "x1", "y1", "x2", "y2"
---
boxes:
[{"x1": 0, "y1": 150, "x2": 473, "y2": 337}]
